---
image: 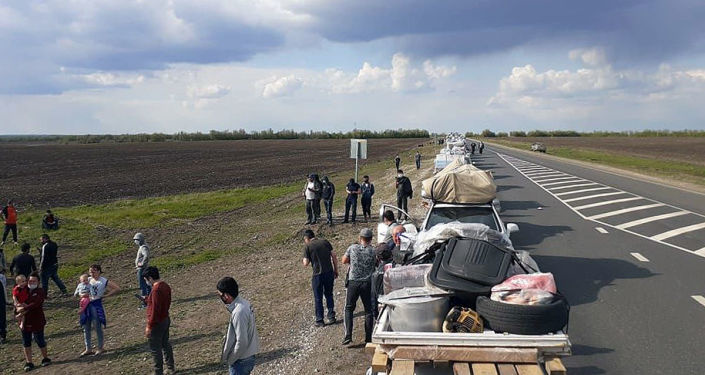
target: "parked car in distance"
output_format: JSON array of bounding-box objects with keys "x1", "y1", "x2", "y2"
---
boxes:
[{"x1": 531, "y1": 142, "x2": 547, "y2": 153}]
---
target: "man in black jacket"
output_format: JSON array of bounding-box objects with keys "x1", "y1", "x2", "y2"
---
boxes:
[
  {"x1": 10, "y1": 243, "x2": 37, "y2": 277},
  {"x1": 38, "y1": 234, "x2": 67, "y2": 296},
  {"x1": 395, "y1": 170, "x2": 413, "y2": 219},
  {"x1": 321, "y1": 176, "x2": 335, "y2": 226}
]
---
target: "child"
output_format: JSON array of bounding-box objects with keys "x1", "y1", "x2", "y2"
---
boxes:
[
  {"x1": 74, "y1": 273, "x2": 91, "y2": 315},
  {"x1": 12, "y1": 274, "x2": 29, "y2": 330}
]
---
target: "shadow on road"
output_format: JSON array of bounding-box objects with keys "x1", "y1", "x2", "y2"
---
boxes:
[
  {"x1": 533, "y1": 255, "x2": 656, "y2": 307},
  {"x1": 565, "y1": 366, "x2": 608, "y2": 375},
  {"x1": 501, "y1": 200, "x2": 545, "y2": 211},
  {"x1": 497, "y1": 184, "x2": 524, "y2": 192},
  {"x1": 508, "y1": 221, "x2": 571, "y2": 249}
]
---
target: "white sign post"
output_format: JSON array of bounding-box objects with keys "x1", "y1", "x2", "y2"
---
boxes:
[{"x1": 350, "y1": 139, "x2": 368, "y2": 182}]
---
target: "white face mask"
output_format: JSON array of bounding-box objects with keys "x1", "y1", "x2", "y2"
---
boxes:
[
  {"x1": 134, "y1": 239, "x2": 141, "y2": 246},
  {"x1": 28, "y1": 284, "x2": 38, "y2": 290},
  {"x1": 397, "y1": 174, "x2": 403, "y2": 178}
]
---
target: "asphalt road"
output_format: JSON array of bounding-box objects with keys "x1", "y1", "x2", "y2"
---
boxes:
[{"x1": 475, "y1": 144, "x2": 705, "y2": 375}]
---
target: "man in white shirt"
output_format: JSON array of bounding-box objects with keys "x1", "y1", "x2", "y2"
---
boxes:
[{"x1": 217, "y1": 277, "x2": 259, "y2": 375}]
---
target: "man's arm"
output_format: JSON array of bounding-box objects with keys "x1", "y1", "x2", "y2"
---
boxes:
[
  {"x1": 104, "y1": 280, "x2": 121, "y2": 298},
  {"x1": 330, "y1": 250, "x2": 339, "y2": 278},
  {"x1": 370, "y1": 184, "x2": 375, "y2": 196},
  {"x1": 230, "y1": 310, "x2": 251, "y2": 361}
]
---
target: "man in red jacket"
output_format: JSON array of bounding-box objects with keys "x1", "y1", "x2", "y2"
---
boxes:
[
  {"x1": 1, "y1": 200, "x2": 18, "y2": 246},
  {"x1": 141, "y1": 266, "x2": 174, "y2": 375}
]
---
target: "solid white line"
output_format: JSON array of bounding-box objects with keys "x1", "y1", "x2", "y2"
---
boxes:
[
  {"x1": 587, "y1": 203, "x2": 666, "y2": 220},
  {"x1": 534, "y1": 176, "x2": 579, "y2": 183},
  {"x1": 563, "y1": 191, "x2": 625, "y2": 203},
  {"x1": 572, "y1": 197, "x2": 641, "y2": 210},
  {"x1": 616, "y1": 211, "x2": 690, "y2": 229},
  {"x1": 651, "y1": 222, "x2": 705, "y2": 241},
  {"x1": 595, "y1": 227, "x2": 609, "y2": 234},
  {"x1": 555, "y1": 187, "x2": 612, "y2": 196},
  {"x1": 542, "y1": 179, "x2": 586, "y2": 187},
  {"x1": 548, "y1": 183, "x2": 599, "y2": 191},
  {"x1": 692, "y1": 295, "x2": 705, "y2": 308},
  {"x1": 630, "y1": 252, "x2": 650, "y2": 262}
]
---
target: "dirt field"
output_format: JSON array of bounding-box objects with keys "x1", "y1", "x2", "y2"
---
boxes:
[
  {"x1": 0, "y1": 139, "x2": 428, "y2": 207},
  {"x1": 507, "y1": 136, "x2": 705, "y2": 166},
  {"x1": 0, "y1": 141, "x2": 438, "y2": 375}
]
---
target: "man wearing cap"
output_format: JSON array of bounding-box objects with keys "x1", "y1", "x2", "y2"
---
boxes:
[
  {"x1": 134, "y1": 233, "x2": 151, "y2": 308},
  {"x1": 341, "y1": 228, "x2": 377, "y2": 345}
]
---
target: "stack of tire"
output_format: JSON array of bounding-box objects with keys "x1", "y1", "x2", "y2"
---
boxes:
[{"x1": 476, "y1": 294, "x2": 570, "y2": 335}]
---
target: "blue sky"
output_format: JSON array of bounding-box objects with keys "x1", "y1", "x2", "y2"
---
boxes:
[{"x1": 2, "y1": 0, "x2": 705, "y2": 134}]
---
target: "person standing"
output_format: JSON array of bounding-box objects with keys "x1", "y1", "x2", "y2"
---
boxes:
[
  {"x1": 142, "y1": 266, "x2": 175, "y2": 375},
  {"x1": 302, "y1": 230, "x2": 338, "y2": 326},
  {"x1": 10, "y1": 243, "x2": 37, "y2": 278},
  {"x1": 394, "y1": 154, "x2": 401, "y2": 170},
  {"x1": 360, "y1": 176, "x2": 375, "y2": 222},
  {"x1": 19, "y1": 272, "x2": 51, "y2": 371},
  {"x1": 38, "y1": 234, "x2": 67, "y2": 297},
  {"x1": 217, "y1": 277, "x2": 260, "y2": 375},
  {"x1": 342, "y1": 228, "x2": 377, "y2": 345},
  {"x1": 134, "y1": 232, "x2": 151, "y2": 308},
  {"x1": 303, "y1": 175, "x2": 320, "y2": 225},
  {"x1": 479, "y1": 141, "x2": 485, "y2": 154},
  {"x1": 343, "y1": 178, "x2": 361, "y2": 224},
  {"x1": 470, "y1": 142, "x2": 476, "y2": 154},
  {"x1": 1, "y1": 200, "x2": 18, "y2": 246},
  {"x1": 82, "y1": 264, "x2": 120, "y2": 356},
  {"x1": 0, "y1": 246, "x2": 6, "y2": 343},
  {"x1": 395, "y1": 170, "x2": 413, "y2": 219},
  {"x1": 321, "y1": 176, "x2": 335, "y2": 226},
  {"x1": 415, "y1": 151, "x2": 422, "y2": 169},
  {"x1": 312, "y1": 174, "x2": 323, "y2": 223}
]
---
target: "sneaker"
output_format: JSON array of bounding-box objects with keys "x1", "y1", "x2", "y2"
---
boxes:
[
  {"x1": 41, "y1": 358, "x2": 51, "y2": 367},
  {"x1": 305, "y1": 221, "x2": 312, "y2": 225},
  {"x1": 94, "y1": 348, "x2": 105, "y2": 356},
  {"x1": 165, "y1": 369, "x2": 177, "y2": 375},
  {"x1": 314, "y1": 321, "x2": 325, "y2": 327},
  {"x1": 0, "y1": 241, "x2": 4, "y2": 246},
  {"x1": 80, "y1": 350, "x2": 94, "y2": 357},
  {"x1": 326, "y1": 317, "x2": 337, "y2": 325},
  {"x1": 341, "y1": 337, "x2": 352, "y2": 345},
  {"x1": 24, "y1": 362, "x2": 35, "y2": 372}
]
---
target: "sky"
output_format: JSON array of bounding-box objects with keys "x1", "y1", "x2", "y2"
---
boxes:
[{"x1": 2, "y1": 0, "x2": 705, "y2": 135}]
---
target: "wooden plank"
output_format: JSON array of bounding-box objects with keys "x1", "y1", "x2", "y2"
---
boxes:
[
  {"x1": 545, "y1": 358, "x2": 567, "y2": 375},
  {"x1": 497, "y1": 364, "x2": 518, "y2": 375},
  {"x1": 452, "y1": 362, "x2": 471, "y2": 375},
  {"x1": 390, "y1": 360, "x2": 415, "y2": 375},
  {"x1": 372, "y1": 351, "x2": 388, "y2": 373},
  {"x1": 366, "y1": 343, "x2": 379, "y2": 355},
  {"x1": 388, "y1": 346, "x2": 538, "y2": 363},
  {"x1": 472, "y1": 363, "x2": 499, "y2": 375},
  {"x1": 516, "y1": 364, "x2": 544, "y2": 375}
]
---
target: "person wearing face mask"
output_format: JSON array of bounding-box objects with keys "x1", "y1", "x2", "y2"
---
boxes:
[
  {"x1": 320, "y1": 176, "x2": 335, "y2": 226},
  {"x1": 20, "y1": 272, "x2": 51, "y2": 371},
  {"x1": 38, "y1": 233, "x2": 67, "y2": 297},
  {"x1": 395, "y1": 170, "x2": 413, "y2": 219},
  {"x1": 133, "y1": 233, "x2": 151, "y2": 308},
  {"x1": 343, "y1": 178, "x2": 361, "y2": 224},
  {"x1": 141, "y1": 266, "x2": 174, "y2": 375},
  {"x1": 217, "y1": 277, "x2": 259, "y2": 375},
  {"x1": 360, "y1": 175, "x2": 375, "y2": 222}
]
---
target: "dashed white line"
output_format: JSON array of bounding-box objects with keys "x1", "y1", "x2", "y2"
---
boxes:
[
  {"x1": 534, "y1": 176, "x2": 576, "y2": 183},
  {"x1": 651, "y1": 222, "x2": 705, "y2": 241},
  {"x1": 595, "y1": 227, "x2": 609, "y2": 234},
  {"x1": 525, "y1": 171, "x2": 564, "y2": 177},
  {"x1": 616, "y1": 211, "x2": 690, "y2": 229},
  {"x1": 555, "y1": 186, "x2": 611, "y2": 197},
  {"x1": 563, "y1": 191, "x2": 625, "y2": 203},
  {"x1": 587, "y1": 203, "x2": 666, "y2": 220},
  {"x1": 541, "y1": 179, "x2": 586, "y2": 187},
  {"x1": 630, "y1": 252, "x2": 650, "y2": 262},
  {"x1": 549, "y1": 182, "x2": 599, "y2": 191},
  {"x1": 691, "y1": 295, "x2": 705, "y2": 308},
  {"x1": 572, "y1": 197, "x2": 642, "y2": 211}
]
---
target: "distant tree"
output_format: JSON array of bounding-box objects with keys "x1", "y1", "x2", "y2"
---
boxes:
[
  {"x1": 481, "y1": 129, "x2": 496, "y2": 137},
  {"x1": 496, "y1": 132, "x2": 509, "y2": 137},
  {"x1": 510, "y1": 131, "x2": 527, "y2": 137}
]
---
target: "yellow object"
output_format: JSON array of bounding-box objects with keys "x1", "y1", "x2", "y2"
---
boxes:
[{"x1": 442, "y1": 306, "x2": 483, "y2": 333}]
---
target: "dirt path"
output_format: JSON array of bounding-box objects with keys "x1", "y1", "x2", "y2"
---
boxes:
[{"x1": 0, "y1": 145, "x2": 438, "y2": 375}]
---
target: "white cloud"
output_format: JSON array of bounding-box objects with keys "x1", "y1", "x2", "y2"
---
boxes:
[
  {"x1": 423, "y1": 60, "x2": 457, "y2": 79},
  {"x1": 569, "y1": 47, "x2": 608, "y2": 67},
  {"x1": 187, "y1": 84, "x2": 231, "y2": 99},
  {"x1": 80, "y1": 72, "x2": 146, "y2": 87},
  {"x1": 261, "y1": 75, "x2": 303, "y2": 98}
]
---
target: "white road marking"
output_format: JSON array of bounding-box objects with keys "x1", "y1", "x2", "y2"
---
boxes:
[
  {"x1": 695, "y1": 247, "x2": 705, "y2": 256},
  {"x1": 587, "y1": 203, "x2": 666, "y2": 220},
  {"x1": 542, "y1": 179, "x2": 587, "y2": 187},
  {"x1": 616, "y1": 211, "x2": 690, "y2": 229},
  {"x1": 572, "y1": 197, "x2": 642, "y2": 210},
  {"x1": 595, "y1": 227, "x2": 609, "y2": 234},
  {"x1": 692, "y1": 295, "x2": 705, "y2": 308},
  {"x1": 549, "y1": 182, "x2": 599, "y2": 191},
  {"x1": 555, "y1": 186, "x2": 611, "y2": 196},
  {"x1": 651, "y1": 222, "x2": 705, "y2": 241},
  {"x1": 563, "y1": 191, "x2": 625, "y2": 203},
  {"x1": 533, "y1": 176, "x2": 576, "y2": 183},
  {"x1": 524, "y1": 171, "x2": 564, "y2": 177},
  {"x1": 520, "y1": 167, "x2": 549, "y2": 172},
  {"x1": 630, "y1": 252, "x2": 650, "y2": 262}
]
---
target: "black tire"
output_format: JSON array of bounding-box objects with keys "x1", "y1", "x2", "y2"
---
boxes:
[{"x1": 476, "y1": 295, "x2": 569, "y2": 335}]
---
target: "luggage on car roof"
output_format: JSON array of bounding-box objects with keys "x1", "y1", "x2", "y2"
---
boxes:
[{"x1": 422, "y1": 164, "x2": 496, "y2": 203}]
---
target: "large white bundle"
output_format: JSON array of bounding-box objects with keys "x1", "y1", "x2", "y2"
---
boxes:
[{"x1": 422, "y1": 164, "x2": 496, "y2": 203}]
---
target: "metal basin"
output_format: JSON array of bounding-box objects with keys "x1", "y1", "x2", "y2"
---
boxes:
[{"x1": 387, "y1": 295, "x2": 450, "y2": 332}]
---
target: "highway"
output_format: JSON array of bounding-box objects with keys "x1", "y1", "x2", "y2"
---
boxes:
[{"x1": 476, "y1": 144, "x2": 705, "y2": 374}]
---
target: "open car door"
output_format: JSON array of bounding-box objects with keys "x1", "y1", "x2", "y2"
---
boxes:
[{"x1": 376, "y1": 203, "x2": 419, "y2": 244}]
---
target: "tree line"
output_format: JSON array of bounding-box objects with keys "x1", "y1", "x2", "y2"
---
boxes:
[
  {"x1": 465, "y1": 129, "x2": 705, "y2": 138},
  {"x1": 0, "y1": 129, "x2": 430, "y2": 144}
]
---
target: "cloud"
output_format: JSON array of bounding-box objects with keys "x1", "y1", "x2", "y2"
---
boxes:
[
  {"x1": 569, "y1": 48, "x2": 608, "y2": 67},
  {"x1": 79, "y1": 72, "x2": 146, "y2": 87},
  {"x1": 261, "y1": 75, "x2": 304, "y2": 98},
  {"x1": 187, "y1": 84, "x2": 231, "y2": 99}
]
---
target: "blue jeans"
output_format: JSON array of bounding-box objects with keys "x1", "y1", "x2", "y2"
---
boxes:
[
  {"x1": 312, "y1": 271, "x2": 335, "y2": 322},
  {"x1": 41, "y1": 264, "x2": 67, "y2": 295},
  {"x1": 137, "y1": 267, "x2": 152, "y2": 297},
  {"x1": 229, "y1": 355, "x2": 255, "y2": 375},
  {"x1": 83, "y1": 304, "x2": 104, "y2": 349}
]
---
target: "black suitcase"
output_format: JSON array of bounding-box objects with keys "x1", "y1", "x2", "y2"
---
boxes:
[{"x1": 428, "y1": 237, "x2": 513, "y2": 307}]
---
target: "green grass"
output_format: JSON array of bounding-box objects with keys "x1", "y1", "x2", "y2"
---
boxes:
[{"x1": 490, "y1": 139, "x2": 705, "y2": 185}]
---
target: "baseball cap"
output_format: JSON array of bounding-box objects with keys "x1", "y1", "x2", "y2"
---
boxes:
[{"x1": 359, "y1": 228, "x2": 373, "y2": 239}]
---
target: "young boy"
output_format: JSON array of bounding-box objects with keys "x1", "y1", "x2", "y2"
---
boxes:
[
  {"x1": 74, "y1": 273, "x2": 91, "y2": 314},
  {"x1": 12, "y1": 274, "x2": 29, "y2": 329}
]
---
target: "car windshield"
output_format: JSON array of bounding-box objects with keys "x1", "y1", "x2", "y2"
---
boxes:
[{"x1": 425, "y1": 206, "x2": 498, "y2": 230}]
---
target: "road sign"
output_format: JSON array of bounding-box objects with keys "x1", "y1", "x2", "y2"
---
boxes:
[{"x1": 350, "y1": 139, "x2": 367, "y2": 182}]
